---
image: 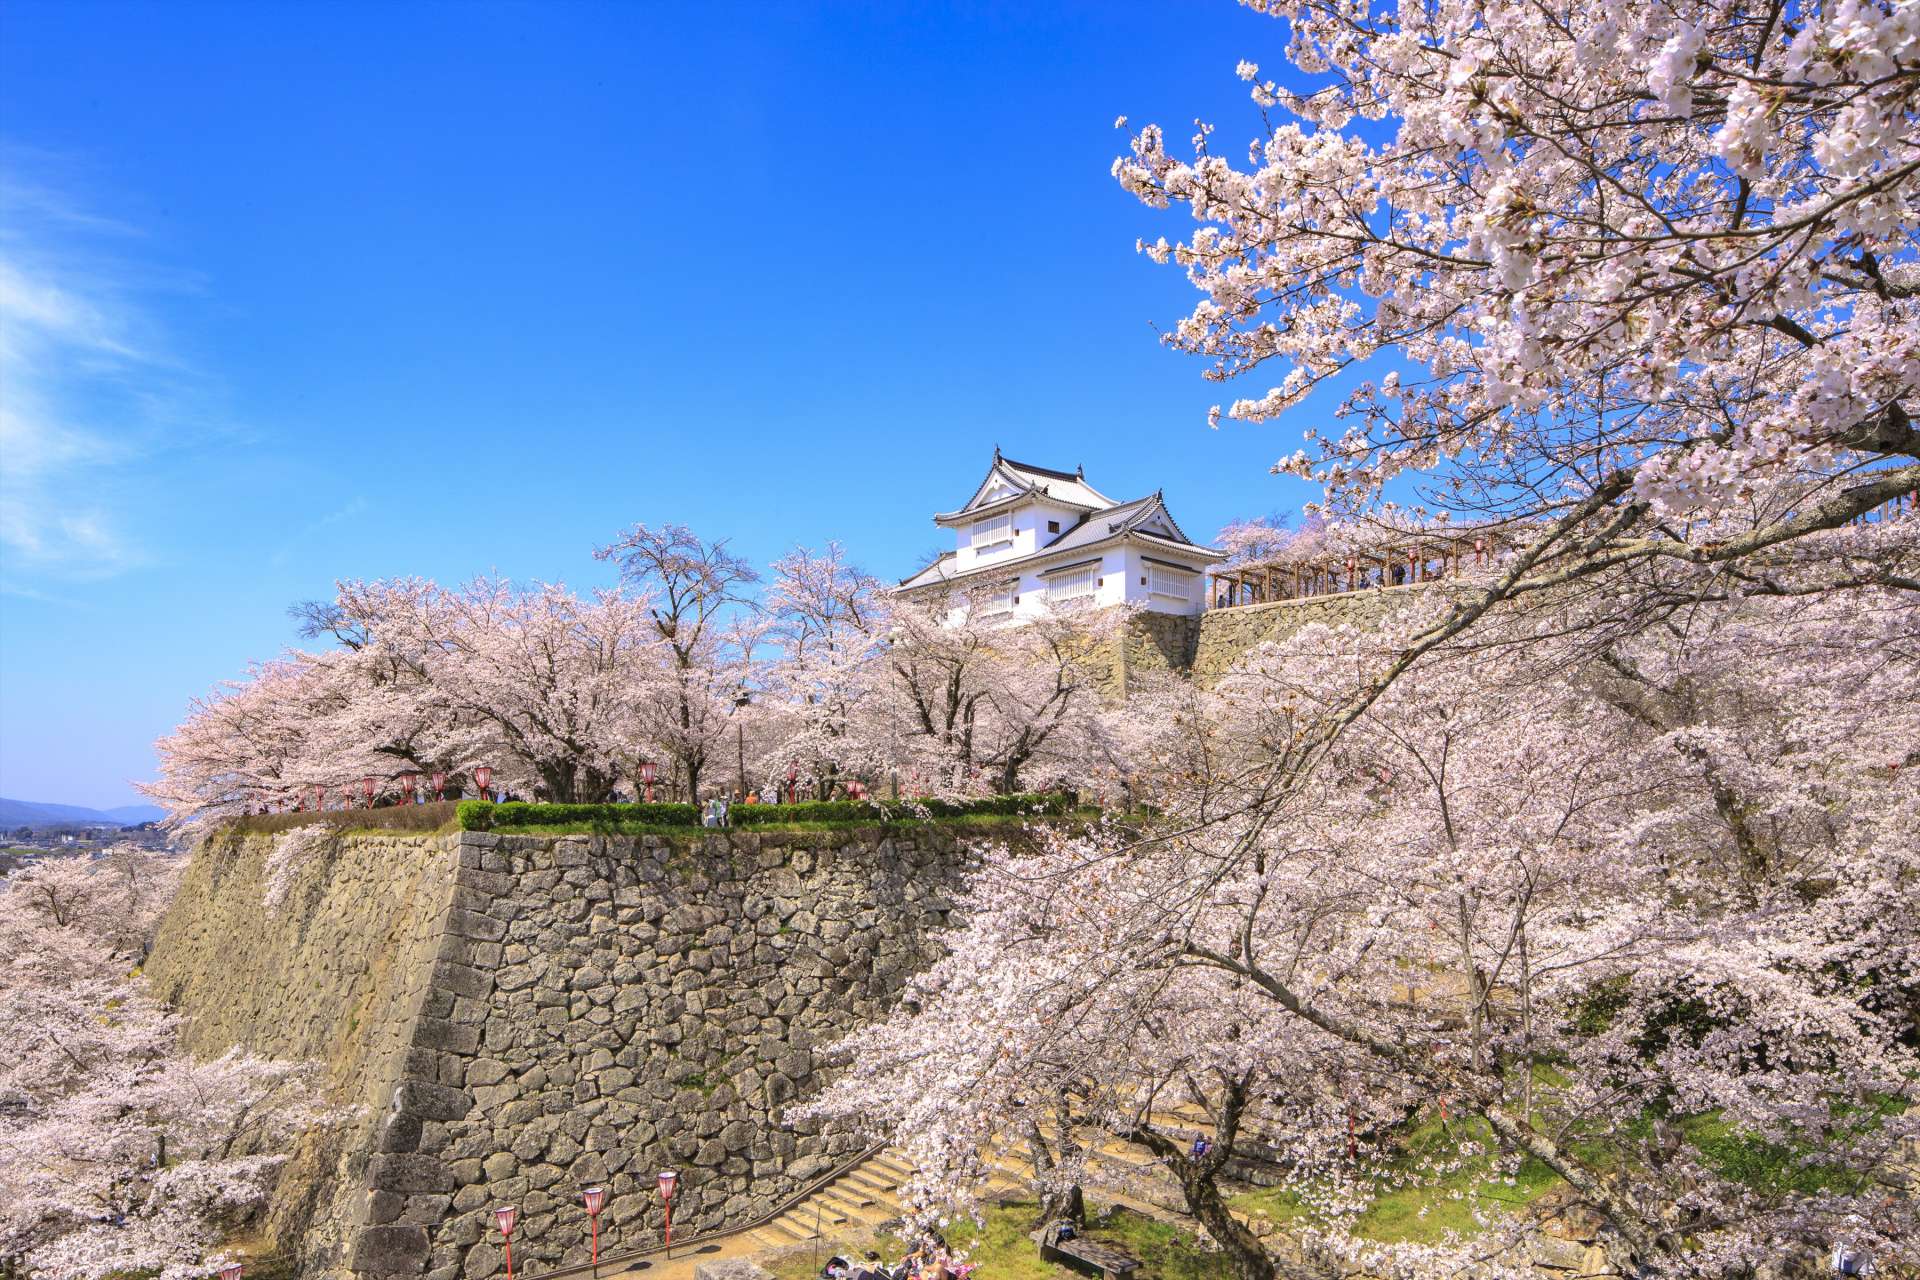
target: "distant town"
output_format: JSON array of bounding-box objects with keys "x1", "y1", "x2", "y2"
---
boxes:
[{"x1": 0, "y1": 797, "x2": 175, "y2": 871}]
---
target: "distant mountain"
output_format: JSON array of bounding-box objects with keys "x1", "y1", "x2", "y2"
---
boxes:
[{"x1": 0, "y1": 797, "x2": 163, "y2": 829}]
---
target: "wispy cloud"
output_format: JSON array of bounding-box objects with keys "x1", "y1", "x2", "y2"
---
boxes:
[
  {"x1": 268, "y1": 497, "x2": 370, "y2": 567},
  {"x1": 0, "y1": 158, "x2": 216, "y2": 583}
]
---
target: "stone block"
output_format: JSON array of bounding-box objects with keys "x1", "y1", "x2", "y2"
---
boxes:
[
  {"x1": 397, "y1": 1079, "x2": 475, "y2": 1122},
  {"x1": 460, "y1": 867, "x2": 515, "y2": 896},
  {"x1": 413, "y1": 1018, "x2": 481, "y2": 1055},
  {"x1": 377, "y1": 1110, "x2": 424, "y2": 1154},
  {"x1": 401, "y1": 1192, "x2": 453, "y2": 1224},
  {"x1": 466, "y1": 1057, "x2": 510, "y2": 1087},
  {"x1": 365, "y1": 1188, "x2": 407, "y2": 1224},
  {"x1": 350, "y1": 1224, "x2": 431, "y2": 1274},
  {"x1": 694, "y1": 1261, "x2": 774, "y2": 1280},
  {"x1": 369, "y1": 1153, "x2": 454, "y2": 1194},
  {"x1": 448, "y1": 907, "x2": 507, "y2": 942},
  {"x1": 432, "y1": 960, "x2": 496, "y2": 999},
  {"x1": 461, "y1": 1241, "x2": 502, "y2": 1279}
]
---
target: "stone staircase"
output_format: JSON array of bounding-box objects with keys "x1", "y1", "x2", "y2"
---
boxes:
[
  {"x1": 737, "y1": 1116, "x2": 1212, "y2": 1257},
  {"x1": 740, "y1": 1149, "x2": 918, "y2": 1249}
]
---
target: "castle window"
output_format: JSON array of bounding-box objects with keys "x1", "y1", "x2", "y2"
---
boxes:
[
  {"x1": 1050, "y1": 567, "x2": 1097, "y2": 601},
  {"x1": 1148, "y1": 564, "x2": 1196, "y2": 602},
  {"x1": 1047, "y1": 520, "x2": 1060, "y2": 533},
  {"x1": 972, "y1": 511, "x2": 1013, "y2": 554}
]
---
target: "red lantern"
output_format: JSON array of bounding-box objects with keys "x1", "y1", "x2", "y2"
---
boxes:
[
  {"x1": 786, "y1": 762, "x2": 799, "y2": 804},
  {"x1": 431, "y1": 770, "x2": 447, "y2": 800},
  {"x1": 314, "y1": 786, "x2": 326, "y2": 812},
  {"x1": 473, "y1": 765, "x2": 494, "y2": 800},
  {"x1": 399, "y1": 772, "x2": 419, "y2": 804},
  {"x1": 493, "y1": 1205, "x2": 518, "y2": 1280},
  {"x1": 639, "y1": 760, "x2": 657, "y2": 803},
  {"x1": 583, "y1": 1186, "x2": 607, "y2": 1264},
  {"x1": 658, "y1": 1170, "x2": 679, "y2": 1256},
  {"x1": 220, "y1": 1265, "x2": 244, "y2": 1280},
  {"x1": 361, "y1": 776, "x2": 376, "y2": 807}
]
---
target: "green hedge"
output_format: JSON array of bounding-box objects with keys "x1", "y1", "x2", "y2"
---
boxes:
[
  {"x1": 457, "y1": 800, "x2": 698, "y2": 830},
  {"x1": 457, "y1": 791, "x2": 1075, "y2": 831}
]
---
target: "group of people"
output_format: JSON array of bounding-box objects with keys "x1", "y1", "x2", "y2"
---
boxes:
[
  {"x1": 700, "y1": 777, "x2": 876, "y2": 826},
  {"x1": 821, "y1": 1237, "x2": 973, "y2": 1280}
]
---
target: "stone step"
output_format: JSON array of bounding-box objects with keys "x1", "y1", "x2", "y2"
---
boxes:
[
  {"x1": 744, "y1": 1227, "x2": 796, "y2": 1251},
  {"x1": 820, "y1": 1183, "x2": 878, "y2": 1212},
  {"x1": 763, "y1": 1215, "x2": 820, "y2": 1243},
  {"x1": 844, "y1": 1167, "x2": 903, "y2": 1195}
]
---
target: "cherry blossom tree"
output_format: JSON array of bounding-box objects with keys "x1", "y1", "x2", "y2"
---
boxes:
[
  {"x1": 148, "y1": 576, "x2": 672, "y2": 824},
  {"x1": 0, "y1": 852, "x2": 336, "y2": 1279},
  {"x1": 762, "y1": 543, "x2": 887, "y2": 797},
  {"x1": 332, "y1": 576, "x2": 662, "y2": 803},
  {"x1": 804, "y1": 572, "x2": 1920, "y2": 1277},
  {"x1": 1117, "y1": 0, "x2": 1920, "y2": 746},
  {"x1": 141, "y1": 656, "x2": 371, "y2": 830},
  {"x1": 876, "y1": 592, "x2": 1122, "y2": 795},
  {"x1": 596, "y1": 523, "x2": 761, "y2": 799}
]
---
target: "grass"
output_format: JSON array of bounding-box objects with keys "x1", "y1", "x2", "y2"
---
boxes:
[
  {"x1": 1230, "y1": 1115, "x2": 1563, "y2": 1246},
  {"x1": 1674, "y1": 1112, "x2": 1870, "y2": 1197},
  {"x1": 1232, "y1": 1097, "x2": 1894, "y2": 1248},
  {"x1": 764, "y1": 1200, "x2": 1236, "y2": 1280}
]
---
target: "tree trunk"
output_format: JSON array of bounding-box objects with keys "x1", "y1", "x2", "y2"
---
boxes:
[
  {"x1": 1173, "y1": 1165, "x2": 1274, "y2": 1280},
  {"x1": 1044, "y1": 1183, "x2": 1086, "y2": 1229},
  {"x1": 1114, "y1": 1119, "x2": 1275, "y2": 1280},
  {"x1": 1025, "y1": 1119, "x2": 1086, "y2": 1228}
]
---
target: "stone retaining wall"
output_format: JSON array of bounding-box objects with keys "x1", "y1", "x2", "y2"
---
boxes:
[
  {"x1": 1190, "y1": 585, "x2": 1437, "y2": 686},
  {"x1": 147, "y1": 829, "x2": 462, "y2": 1269},
  {"x1": 147, "y1": 825, "x2": 977, "y2": 1280},
  {"x1": 1117, "y1": 611, "x2": 1199, "y2": 691}
]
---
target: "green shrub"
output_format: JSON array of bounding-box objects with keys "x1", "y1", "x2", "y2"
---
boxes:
[
  {"x1": 458, "y1": 791, "x2": 1076, "y2": 831},
  {"x1": 733, "y1": 791, "x2": 1073, "y2": 825},
  {"x1": 459, "y1": 800, "x2": 700, "y2": 830}
]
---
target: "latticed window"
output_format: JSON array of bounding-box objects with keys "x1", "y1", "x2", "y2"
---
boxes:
[
  {"x1": 972, "y1": 512, "x2": 1012, "y2": 552},
  {"x1": 1148, "y1": 564, "x2": 1195, "y2": 602},
  {"x1": 1050, "y1": 567, "x2": 1097, "y2": 601},
  {"x1": 981, "y1": 583, "x2": 1015, "y2": 614}
]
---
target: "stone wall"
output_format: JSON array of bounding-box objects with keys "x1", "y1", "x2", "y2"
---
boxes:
[
  {"x1": 1189, "y1": 585, "x2": 1437, "y2": 686},
  {"x1": 1116, "y1": 611, "x2": 1198, "y2": 692},
  {"x1": 147, "y1": 824, "x2": 977, "y2": 1280},
  {"x1": 147, "y1": 829, "x2": 463, "y2": 1268}
]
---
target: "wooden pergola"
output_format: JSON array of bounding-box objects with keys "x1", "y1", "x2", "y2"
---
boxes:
[{"x1": 1208, "y1": 536, "x2": 1498, "y2": 611}]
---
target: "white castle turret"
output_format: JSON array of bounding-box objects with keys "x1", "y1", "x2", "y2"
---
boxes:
[{"x1": 897, "y1": 448, "x2": 1224, "y2": 618}]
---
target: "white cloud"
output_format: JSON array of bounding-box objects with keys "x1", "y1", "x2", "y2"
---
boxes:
[{"x1": 0, "y1": 166, "x2": 209, "y2": 581}]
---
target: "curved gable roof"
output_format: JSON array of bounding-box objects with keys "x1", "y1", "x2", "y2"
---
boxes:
[{"x1": 934, "y1": 449, "x2": 1116, "y2": 523}]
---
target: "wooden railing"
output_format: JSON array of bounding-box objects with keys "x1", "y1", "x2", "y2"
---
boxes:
[{"x1": 1208, "y1": 491, "x2": 1917, "y2": 611}]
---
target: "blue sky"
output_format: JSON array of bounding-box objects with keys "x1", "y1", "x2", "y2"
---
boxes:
[{"x1": 0, "y1": 1, "x2": 1328, "y2": 808}]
